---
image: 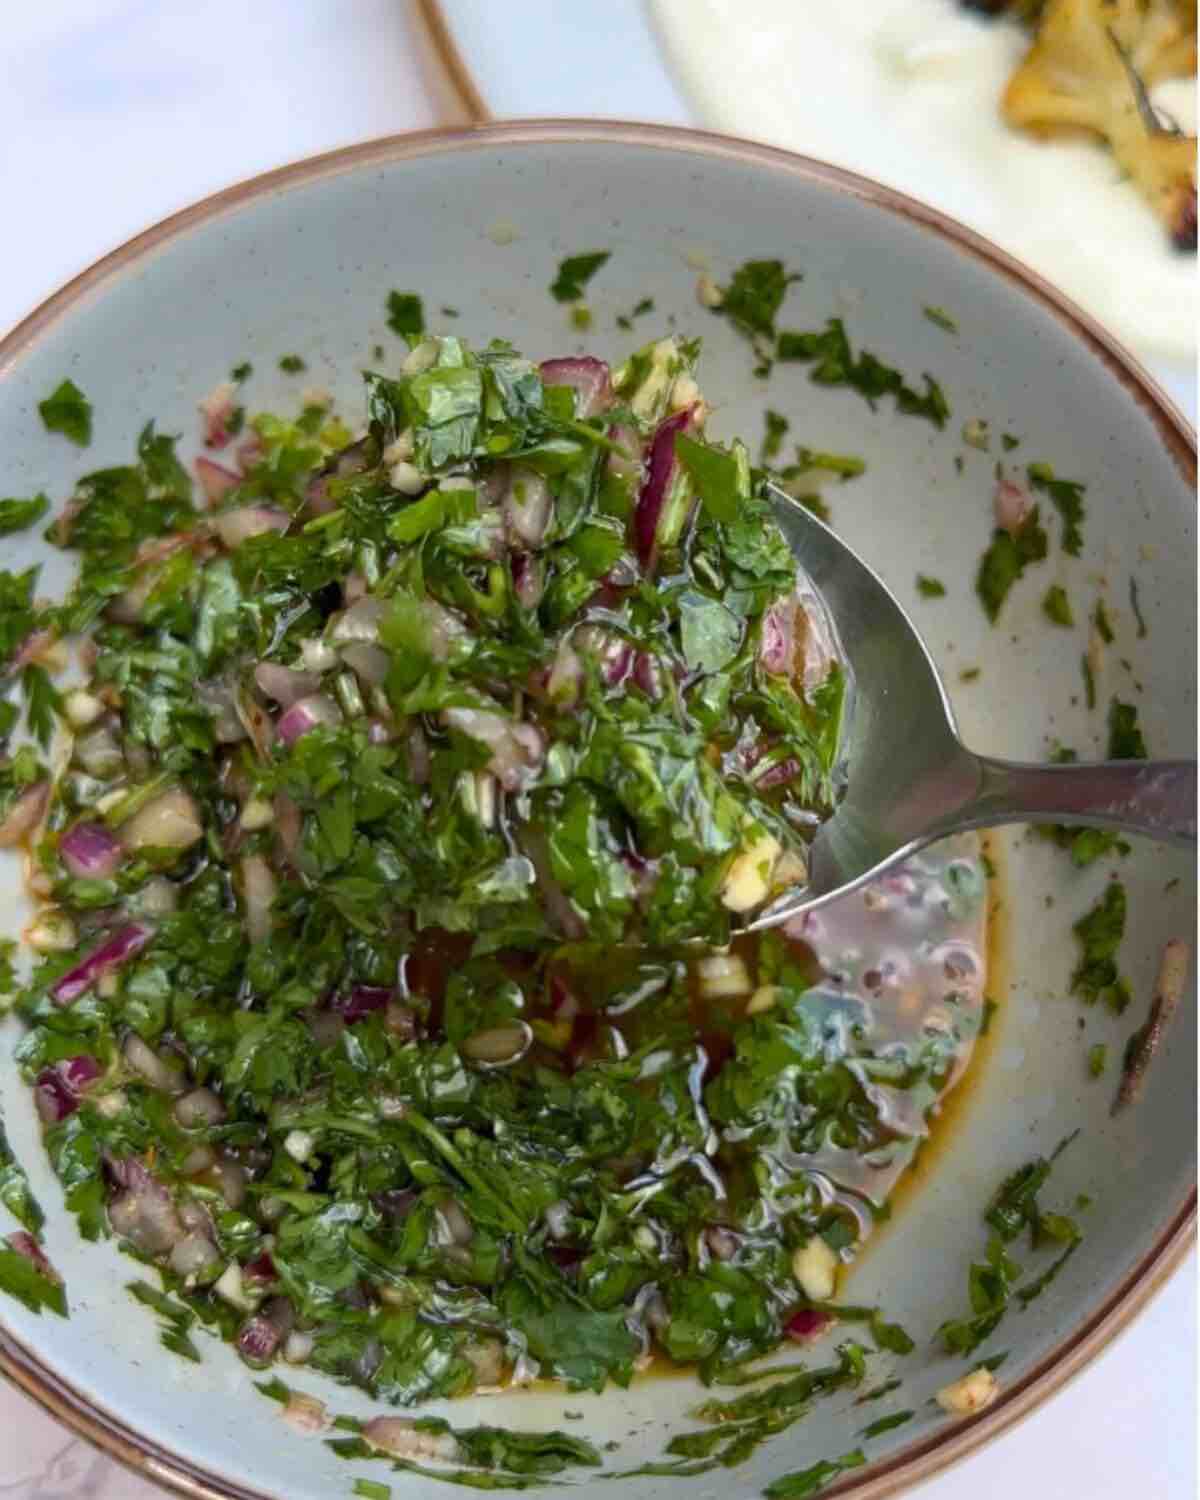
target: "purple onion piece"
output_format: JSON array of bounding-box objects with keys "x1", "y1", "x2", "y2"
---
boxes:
[
  {"x1": 60, "y1": 821, "x2": 124, "y2": 880},
  {"x1": 634, "y1": 407, "x2": 694, "y2": 571},
  {"x1": 195, "y1": 457, "x2": 240, "y2": 506},
  {"x1": 34, "y1": 1054, "x2": 103, "y2": 1122},
  {"x1": 51, "y1": 923, "x2": 153, "y2": 1007},
  {"x1": 759, "y1": 597, "x2": 797, "y2": 677},
  {"x1": 254, "y1": 662, "x2": 323, "y2": 708},
  {"x1": 510, "y1": 552, "x2": 545, "y2": 610},
  {"x1": 502, "y1": 468, "x2": 553, "y2": 549},
  {"x1": 538, "y1": 356, "x2": 612, "y2": 419},
  {"x1": 0, "y1": 780, "x2": 49, "y2": 848},
  {"x1": 276, "y1": 694, "x2": 341, "y2": 745},
  {"x1": 236, "y1": 1314, "x2": 282, "y2": 1367},
  {"x1": 331, "y1": 985, "x2": 392, "y2": 1023}
]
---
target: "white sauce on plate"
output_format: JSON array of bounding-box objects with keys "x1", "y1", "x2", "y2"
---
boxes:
[{"x1": 651, "y1": 0, "x2": 1196, "y2": 361}]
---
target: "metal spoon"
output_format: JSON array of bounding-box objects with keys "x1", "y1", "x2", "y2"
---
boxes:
[{"x1": 750, "y1": 486, "x2": 1196, "y2": 930}]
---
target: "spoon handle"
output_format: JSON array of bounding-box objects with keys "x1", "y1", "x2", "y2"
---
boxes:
[{"x1": 965, "y1": 756, "x2": 1196, "y2": 845}]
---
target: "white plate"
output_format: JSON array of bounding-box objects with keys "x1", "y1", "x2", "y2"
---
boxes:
[{"x1": 434, "y1": 0, "x2": 1198, "y2": 420}]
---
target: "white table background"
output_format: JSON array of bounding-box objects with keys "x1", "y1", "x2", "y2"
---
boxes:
[{"x1": 0, "y1": 4, "x2": 1194, "y2": 1498}]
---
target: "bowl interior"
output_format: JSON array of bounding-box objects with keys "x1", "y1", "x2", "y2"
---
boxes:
[{"x1": 0, "y1": 126, "x2": 1195, "y2": 1500}]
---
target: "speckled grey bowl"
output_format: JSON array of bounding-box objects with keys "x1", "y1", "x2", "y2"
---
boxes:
[{"x1": 0, "y1": 123, "x2": 1194, "y2": 1500}]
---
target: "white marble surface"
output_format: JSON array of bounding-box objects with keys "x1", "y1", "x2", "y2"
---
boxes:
[{"x1": 0, "y1": 4, "x2": 1194, "y2": 1498}]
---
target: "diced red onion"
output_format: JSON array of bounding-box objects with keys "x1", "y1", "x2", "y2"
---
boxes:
[
  {"x1": 236, "y1": 1314, "x2": 283, "y2": 1367},
  {"x1": 441, "y1": 707, "x2": 544, "y2": 791},
  {"x1": 276, "y1": 694, "x2": 340, "y2": 745},
  {"x1": 0, "y1": 780, "x2": 49, "y2": 848},
  {"x1": 214, "y1": 506, "x2": 289, "y2": 549},
  {"x1": 510, "y1": 552, "x2": 545, "y2": 610},
  {"x1": 575, "y1": 625, "x2": 634, "y2": 688},
  {"x1": 607, "y1": 423, "x2": 643, "y2": 481},
  {"x1": 502, "y1": 467, "x2": 553, "y2": 549},
  {"x1": 330, "y1": 597, "x2": 387, "y2": 645},
  {"x1": 254, "y1": 662, "x2": 322, "y2": 708},
  {"x1": 284, "y1": 1330, "x2": 316, "y2": 1365},
  {"x1": 374, "y1": 1189, "x2": 418, "y2": 1221},
  {"x1": 785, "y1": 1307, "x2": 833, "y2": 1342},
  {"x1": 195, "y1": 457, "x2": 240, "y2": 506},
  {"x1": 633, "y1": 652, "x2": 664, "y2": 700},
  {"x1": 199, "y1": 382, "x2": 237, "y2": 448},
  {"x1": 123, "y1": 1034, "x2": 185, "y2": 1094},
  {"x1": 11, "y1": 629, "x2": 58, "y2": 673},
  {"x1": 755, "y1": 757, "x2": 802, "y2": 790},
  {"x1": 340, "y1": 643, "x2": 390, "y2": 688},
  {"x1": 240, "y1": 854, "x2": 278, "y2": 943},
  {"x1": 539, "y1": 356, "x2": 612, "y2": 419},
  {"x1": 994, "y1": 477, "x2": 1032, "y2": 536},
  {"x1": 34, "y1": 1055, "x2": 102, "y2": 1123},
  {"x1": 236, "y1": 433, "x2": 264, "y2": 474},
  {"x1": 759, "y1": 596, "x2": 797, "y2": 677},
  {"x1": 5, "y1": 1231, "x2": 58, "y2": 1282},
  {"x1": 174, "y1": 1086, "x2": 226, "y2": 1128},
  {"x1": 51, "y1": 922, "x2": 152, "y2": 1006},
  {"x1": 170, "y1": 1232, "x2": 220, "y2": 1280},
  {"x1": 122, "y1": 788, "x2": 204, "y2": 851},
  {"x1": 107, "y1": 1161, "x2": 183, "y2": 1254},
  {"x1": 243, "y1": 1252, "x2": 278, "y2": 1285},
  {"x1": 634, "y1": 407, "x2": 695, "y2": 570},
  {"x1": 332, "y1": 985, "x2": 391, "y2": 1023},
  {"x1": 60, "y1": 821, "x2": 123, "y2": 880}
]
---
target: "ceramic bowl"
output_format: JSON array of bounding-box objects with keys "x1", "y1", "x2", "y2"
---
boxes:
[{"x1": 0, "y1": 122, "x2": 1194, "y2": 1500}]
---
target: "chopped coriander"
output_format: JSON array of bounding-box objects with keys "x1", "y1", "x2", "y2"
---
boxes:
[
  {"x1": 959, "y1": 666, "x2": 981, "y2": 682},
  {"x1": 440, "y1": 305, "x2": 460, "y2": 318},
  {"x1": 765, "y1": 1447, "x2": 867, "y2": 1497},
  {"x1": 1071, "y1": 882, "x2": 1130, "y2": 1011},
  {"x1": 230, "y1": 361, "x2": 252, "y2": 382},
  {"x1": 916, "y1": 575, "x2": 947, "y2": 599},
  {"x1": 777, "y1": 318, "x2": 950, "y2": 428},
  {"x1": 352, "y1": 1482, "x2": 392, "y2": 1500},
  {"x1": 0, "y1": 494, "x2": 49, "y2": 537},
  {"x1": 1041, "y1": 585, "x2": 1073, "y2": 627},
  {"x1": 21, "y1": 664, "x2": 62, "y2": 749},
  {"x1": 762, "y1": 409, "x2": 790, "y2": 462},
  {"x1": 385, "y1": 291, "x2": 425, "y2": 344},
  {"x1": 923, "y1": 304, "x2": 958, "y2": 333},
  {"x1": 1081, "y1": 653, "x2": 1096, "y2": 710},
  {"x1": 0, "y1": 1238, "x2": 67, "y2": 1317},
  {"x1": 962, "y1": 417, "x2": 990, "y2": 451},
  {"x1": 549, "y1": 250, "x2": 611, "y2": 303},
  {"x1": 1088, "y1": 1043, "x2": 1108, "y2": 1077},
  {"x1": 1092, "y1": 599, "x2": 1114, "y2": 643},
  {"x1": 570, "y1": 305, "x2": 593, "y2": 332},
  {"x1": 791, "y1": 446, "x2": 865, "y2": 480},
  {"x1": 1128, "y1": 576, "x2": 1148, "y2": 638},
  {"x1": 278, "y1": 355, "x2": 307, "y2": 374},
  {"x1": 616, "y1": 296, "x2": 655, "y2": 331},
  {"x1": 127, "y1": 1279, "x2": 203, "y2": 1362},
  {"x1": 1107, "y1": 699, "x2": 1147, "y2": 759},
  {"x1": 717, "y1": 258, "x2": 800, "y2": 340},
  {"x1": 976, "y1": 509, "x2": 1049, "y2": 622},
  {"x1": 0, "y1": 1120, "x2": 43, "y2": 1234},
  {"x1": 1001, "y1": 434, "x2": 1020, "y2": 452},
  {"x1": 859, "y1": 1409, "x2": 914, "y2": 1439},
  {"x1": 38, "y1": 379, "x2": 92, "y2": 446},
  {"x1": 1028, "y1": 462, "x2": 1085, "y2": 556}
]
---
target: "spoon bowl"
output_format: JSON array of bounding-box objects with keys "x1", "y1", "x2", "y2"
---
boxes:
[{"x1": 752, "y1": 485, "x2": 1197, "y2": 929}]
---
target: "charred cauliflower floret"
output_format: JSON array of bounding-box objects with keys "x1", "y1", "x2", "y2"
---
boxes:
[{"x1": 1002, "y1": 0, "x2": 1198, "y2": 248}]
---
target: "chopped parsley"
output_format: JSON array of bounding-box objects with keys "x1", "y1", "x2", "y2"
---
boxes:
[
  {"x1": 38, "y1": 378, "x2": 93, "y2": 447},
  {"x1": 790, "y1": 446, "x2": 865, "y2": 480},
  {"x1": 127, "y1": 1279, "x2": 204, "y2": 1362},
  {"x1": 0, "y1": 1237, "x2": 66, "y2": 1317},
  {"x1": 762, "y1": 409, "x2": 790, "y2": 462},
  {"x1": 777, "y1": 318, "x2": 949, "y2": 428},
  {"x1": 0, "y1": 494, "x2": 49, "y2": 537},
  {"x1": 385, "y1": 291, "x2": 425, "y2": 345},
  {"x1": 549, "y1": 251, "x2": 611, "y2": 303},
  {"x1": 1088, "y1": 1043, "x2": 1108, "y2": 1077},
  {"x1": 0, "y1": 1118, "x2": 43, "y2": 1235},
  {"x1": 765, "y1": 1448, "x2": 867, "y2": 1497},
  {"x1": 976, "y1": 510, "x2": 1049, "y2": 622},
  {"x1": 616, "y1": 296, "x2": 655, "y2": 331},
  {"x1": 1042, "y1": 584, "x2": 1073, "y2": 627},
  {"x1": 1107, "y1": 699, "x2": 1147, "y2": 759},
  {"x1": 1081, "y1": 653, "x2": 1096, "y2": 710},
  {"x1": 718, "y1": 258, "x2": 800, "y2": 340},
  {"x1": 1092, "y1": 599, "x2": 1114, "y2": 644},
  {"x1": 923, "y1": 305, "x2": 958, "y2": 333},
  {"x1": 278, "y1": 355, "x2": 307, "y2": 374},
  {"x1": 231, "y1": 361, "x2": 253, "y2": 382},
  {"x1": 1001, "y1": 434, "x2": 1020, "y2": 452},
  {"x1": 1071, "y1": 882, "x2": 1131, "y2": 1011},
  {"x1": 1027, "y1": 462, "x2": 1085, "y2": 556},
  {"x1": 916, "y1": 575, "x2": 947, "y2": 599},
  {"x1": 1128, "y1": 577, "x2": 1148, "y2": 638}
]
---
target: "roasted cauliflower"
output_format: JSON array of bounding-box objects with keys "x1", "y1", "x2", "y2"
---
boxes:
[{"x1": 999, "y1": 0, "x2": 1197, "y2": 247}]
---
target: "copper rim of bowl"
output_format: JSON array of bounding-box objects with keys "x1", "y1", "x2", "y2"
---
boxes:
[{"x1": 0, "y1": 120, "x2": 1195, "y2": 1500}]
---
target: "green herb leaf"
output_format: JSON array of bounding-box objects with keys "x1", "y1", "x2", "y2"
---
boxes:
[
  {"x1": 1088, "y1": 1043, "x2": 1107, "y2": 1077},
  {"x1": 1042, "y1": 585, "x2": 1073, "y2": 627},
  {"x1": 386, "y1": 292, "x2": 426, "y2": 345},
  {"x1": 1071, "y1": 882, "x2": 1129, "y2": 1010},
  {"x1": 777, "y1": 318, "x2": 949, "y2": 428},
  {"x1": 674, "y1": 433, "x2": 745, "y2": 524},
  {"x1": 1107, "y1": 700, "x2": 1147, "y2": 760},
  {"x1": 916, "y1": 575, "x2": 946, "y2": 599},
  {"x1": 549, "y1": 252, "x2": 611, "y2": 303},
  {"x1": 0, "y1": 1121, "x2": 43, "y2": 1234},
  {"x1": 38, "y1": 379, "x2": 92, "y2": 446},
  {"x1": 976, "y1": 510, "x2": 1049, "y2": 622},
  {"x1": 1028, "y1": 463, "x2": 1086, "y2": 556},
  {"x1": 0, "y1": 1238, "x2": 66, "y2": 1316},
  {"x1": 765, "y1": 1447, "x2": 867, "y2": 1497},
  {"x1": 923, "y1": 305, "x2": 958, "y2": 333},
  {"x1": 0, "y1": 495, "x2": 49, "y2": 537}
]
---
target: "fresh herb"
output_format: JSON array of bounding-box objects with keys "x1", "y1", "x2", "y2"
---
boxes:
[
  {"x1": 570, "y1": 305, "x2": 593, "y2": 332},
  {"x1": 1107, "y1": 700, "x2": 1147, "y2": 760},
  {"x1": 0, "y1": 1120, "x2": 43, "y2": 1234},
  {"x1": 0, "y1": 494, "x2": 49, "y2": 537},
  {"x1": 231, "y1": 361, "x2": 253, "y2": 382},
  {"x1": 1027, "y1": 462, "x2": 1085, "y2": 556},
  {"x1": 777, "y1": 319, "x2": 949, "y2": 428},
  {"x1": 549, "y1": 252, "x2": 611, "y2": 304},
  {"x1": 353, "y1": 1481, "x2": 392, "y2": 1500},
  {"x1": 1128, "y1": 577, "x2": 1148, "y2": 637},
  {"x1": 1092, "y1": 599, "x2": 1114, "y2": 644},
  {"x1": 386, "y1": 292, "x2": 426, "y2": 345},
  {"x1": 790, "y1": 447, "x2": 865, "y2": 480},
  {"x1": 1071, "y1": 883, "x2": 1130, "y2": 1011},
  {"x1": 0, "y1": 1236, "x2": 66, "y2": 1316},
  {"x1": 1081, "y1": 653, "x2": 1096, "y2": 710},
  {"x1": 976, "y1": 510, "x2": 1049, "y2": 622},
  {"x1": 38, "y1": 379, "x2": 93, "y2": 446},
  {"x1": 1001, "y1": 434, "x2": 1020, "y2": 452},
  {"x1": 916, "y1": 575, "x2": 946, "y2": 599},
  {"x1": 859, "y1": 1410, "x2": 914, "y2": 1439},
  {"x1": 1042, "y1": 585, "x2": 1073, "y2": 626},
  {"x1": 21, "y1": 665, "x2": 61, "y2": 749},
  {"x1": 279, "y1": 355, "x2": 307, "y2": 374},
  {"x1": 765, "y1": 1447, "x2": 867, "y2": 1497},
  {"x1": 719, "y1": 259, "x2": 800, "y2": 341},
  {"x1": 923, "y1": 305, "x2": 958, "y2": 333},
  {"x1": 616, "y1": 297, "x2": 655, "y2": 331},
  {"x1": 127, "y1": 1279, "x2": 204, "y2": 1362},
  {"x1": 762, "y1": 410, "x2": 790, "y2": 462},
  {"x1": 1088, "y1": 1043, "x2": 1108, "y2": 1077}
]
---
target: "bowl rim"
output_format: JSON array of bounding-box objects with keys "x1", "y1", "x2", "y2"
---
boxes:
[{"x1": 0, "y1": 118, "x2": 1194, "y2": 1500}]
